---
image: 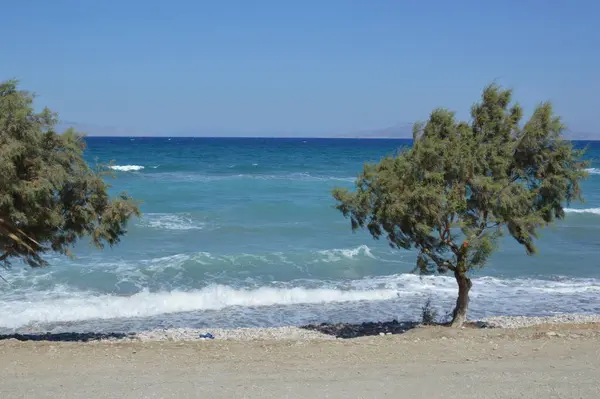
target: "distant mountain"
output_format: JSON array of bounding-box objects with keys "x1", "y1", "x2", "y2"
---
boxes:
[
  {"x1": 54, "y1": 120, "x2": 597, "y2": 140},
  {"x1": 338, "y1": 123, "x2": 414, "y2": 139},
  {"x1": 562, "y1": 130, "x2": 599, "y2": 141},
  {"x1": 340, "y1": 123, "x2": 597, "y2": 140},
  {"x1": 56, "y1": 121, "x2": 152, "y2": 137}
]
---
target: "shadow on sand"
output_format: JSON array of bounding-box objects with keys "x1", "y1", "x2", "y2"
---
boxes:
[
  {"x1": 0, "y1": 332, "x2": 135, "y2": 342},
  {"x1": 301, "y1": 320, "x2": 422, "y2": 339}
]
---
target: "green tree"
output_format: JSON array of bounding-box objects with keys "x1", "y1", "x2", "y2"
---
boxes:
[
  {"x1": 333, "y1": 84, "x2": 588, "y2": 327},
  {"x1": 0, "y1": 80, "x2": 140, "y2": 268}
]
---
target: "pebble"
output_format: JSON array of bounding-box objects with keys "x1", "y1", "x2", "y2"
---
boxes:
[
  {"x1": 134, "y1": 326, "x2": 336, "y2": 342},
  {"x1": 479, "y1": 314, "x2": 600, "y2": 329},
  {"x1": 3, "y1": 314, "x2": 598, "y2": 343}
]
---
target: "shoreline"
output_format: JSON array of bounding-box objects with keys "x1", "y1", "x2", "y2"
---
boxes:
[
  {"x1": 2, "y1": 320, "x2": 600, "y2": 398},
  {"x1": 2, "y1": 313, "x2": 600, "y2": 343}
]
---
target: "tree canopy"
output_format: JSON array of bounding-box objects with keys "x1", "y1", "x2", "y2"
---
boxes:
[
  {"x1": 333, "y1": 84, "x2": 588, "y2": 327},
  {"x1": 0, "y1": 80, "x2": 140, "y2": 268}
]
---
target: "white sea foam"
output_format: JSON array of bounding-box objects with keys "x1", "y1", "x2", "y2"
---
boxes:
[
  {"x1": 565, "y1": 208, "x2": 600, "y2": 215},
  {"x1": 2, "y1": 273, "x2": 599, "y2": 330},
  {"x1": 272, "y1": 172, "x2": 354, "y2": 182},
  {"x1": 585, "y1": 168, "x2": 600, "y2": 175},
  {"x1": 317, "y1": 245, "x2": 376, "y2": 262},
  {"x1": 0, "y1": 285, "x2": 399, "y2": 329},
  {"x1": 140, "y1": 213, "x2": 205, "y2": 230},
  {"x1": 144, "y1": 171, "x2": 354, "y2": 183},
  {"x1": 110, "y1": 165, "x2": 145, "y2": 172}
]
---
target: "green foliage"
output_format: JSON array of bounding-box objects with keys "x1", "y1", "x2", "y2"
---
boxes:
[
  {"x1": 0, "y1": 80, "x2": 140, "y2": 267},
  {"x1": 420, "y1": 297, "x2": 439, "y2": 325},
  {"x1": 333, "y1": 84, "x2": 588, "y2": 276}
]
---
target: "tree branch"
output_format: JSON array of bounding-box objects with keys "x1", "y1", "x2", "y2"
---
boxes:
[
  {"x1": 437, "y1": 214, "x2": 460, "y2": 255},
  {"x1": 0, "y1": 253, "x2": 10, "y2": 285},
  {"x1": 474, "y1": 209, "x2": 489, "y2": 238},
  {"x1": 423, "y1": 248, "x2": 456, "y2": 272}
]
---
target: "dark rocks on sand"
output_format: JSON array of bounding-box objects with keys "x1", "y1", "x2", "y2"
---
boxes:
[
  {"x1": 301, "y1": 320, "x2": 419, "y2": 339},
  {"x1": 0, "y1": 332, "x2": 135, "y2": 342}
]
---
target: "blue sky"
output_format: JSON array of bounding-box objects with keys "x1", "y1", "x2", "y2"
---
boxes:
[{"x1": 2, "y1": 0, "x2": 599, "y2": 136}]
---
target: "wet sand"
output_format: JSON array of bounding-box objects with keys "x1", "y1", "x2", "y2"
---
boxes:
[{"x1": 2, "y1": 323, "x2": 599, "y2": 398}]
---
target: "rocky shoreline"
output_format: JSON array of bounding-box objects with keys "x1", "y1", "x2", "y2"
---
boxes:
[
  {"x1": 2, "y1": 314, "x2": 600, "y2": 343},
  {"x1": 479, "y1": 314, "x2": 600, "y2": 328}
]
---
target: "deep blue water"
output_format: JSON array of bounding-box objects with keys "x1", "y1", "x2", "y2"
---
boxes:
[{"x1": 1, "y1": 137, "x2": 599, "y2": 333}]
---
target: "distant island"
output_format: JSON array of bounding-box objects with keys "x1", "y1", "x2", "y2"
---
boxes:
[
  {"x1": 58, "y1": 120, "x2": 595, "y2": 140},
  {"x1": 337, "y1": 123, "x2": 597, "y2": 140},
  {"x1": 57, "y1": 121, "x2": 147, "y2": 137},
  {"x1": 336, "y1": 123, "x2": 414, "y2": 139}
]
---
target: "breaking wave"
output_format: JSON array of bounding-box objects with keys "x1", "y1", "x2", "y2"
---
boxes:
[
  {"x1": 586, "y1": 168, "x2": 600, "y2": 175},
  {"x1": 317, "y1": 245, "x2": 376, "y2": 262},
  {"x1": 565, "y1": 208, "x2": 600, "y2": 215},
  {"x1": 110, "y1": 165, "x2": 145, "y2": 172},
  {"x1": 2, "y1": 273, "x2": 599, "y2": 330},
  {"x1": 142, "y1": 171, "x2": 354, "y2": 182},
  {"x1": 0, "y1": 285, "x2": 398, "y2": 329},
  {"x1": 137, "y1": 213, "x2": 205, "y2": 230}
]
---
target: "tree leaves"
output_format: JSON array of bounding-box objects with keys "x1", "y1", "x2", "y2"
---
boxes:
[
  {"x1": 333, "y1": 83, "x2": 588, "y2": 274},
  {"x1": 0, "y1": 80, "x2": 140, "y2": 268}
]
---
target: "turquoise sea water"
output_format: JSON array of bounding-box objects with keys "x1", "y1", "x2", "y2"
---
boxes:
[{"x1": 1, "y1": 137, "x2": 599, "y2": 333}]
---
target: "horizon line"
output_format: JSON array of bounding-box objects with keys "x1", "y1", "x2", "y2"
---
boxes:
[{"x1": 80, "y1": 135, "x2": 600, "y2": 142}]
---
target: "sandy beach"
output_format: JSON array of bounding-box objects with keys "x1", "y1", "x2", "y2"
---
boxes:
[{"x1": 2, "y1": 322, "x2": 600, "y2": 398}]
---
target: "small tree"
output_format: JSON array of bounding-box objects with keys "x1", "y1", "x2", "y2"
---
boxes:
[
  {"x1": 333, "y1": 84, "x2": 588, "y2": 327},
  {"x1": 0, "y1": 80, "x2": 140, "y2": 268}
]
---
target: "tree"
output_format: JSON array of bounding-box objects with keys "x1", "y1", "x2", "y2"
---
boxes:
[
  {"x1": 333, "y1": 84, "x2": 588, "y2": 327},
  {"x1": 0, "y1": 80, "x2": 140, "y2": 268}
]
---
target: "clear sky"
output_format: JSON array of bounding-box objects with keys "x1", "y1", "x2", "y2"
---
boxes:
[{"x1": 2, "y1": 0, "x2": 599, "y2": 136}]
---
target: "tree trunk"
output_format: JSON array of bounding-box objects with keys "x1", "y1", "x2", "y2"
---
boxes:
[{"x1": 450, "y1": 269, "x2": 472, "y2": 328}]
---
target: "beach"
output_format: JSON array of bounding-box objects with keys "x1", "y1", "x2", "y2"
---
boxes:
[
  {"x1": 3, "y1": 3, "x2": 600, "y2": 396},
  {"x1": 2, "y1": 138, "x2": 599, "y2": 335},
  {"x1": 2, "y1": 321, "x2": 599, "y2": 398},
  {"x1": 1, "y1": 138, "x2": 599, "y2": 398}
]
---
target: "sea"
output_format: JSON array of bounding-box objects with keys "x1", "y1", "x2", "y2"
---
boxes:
[{"x1": 1, "y1": 137, "x2": 599, "y2": 334}]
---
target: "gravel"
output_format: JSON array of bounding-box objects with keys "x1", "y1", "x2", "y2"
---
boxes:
[
  {"x1": 132, "y1": 314, "x2": 600, "y2": 341},
  {"x1": 2, "y1": 314, "x2": 599, "y2": 343},
  {"x1": 125, "y1": 314, "x2": 600, "y2": 341},
  {"x1": 479, "y1": 314, "x2": 600, "y2": 329},
  {"x1": 133, "y1": 326, "x2": 336, "y2": 342}
]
